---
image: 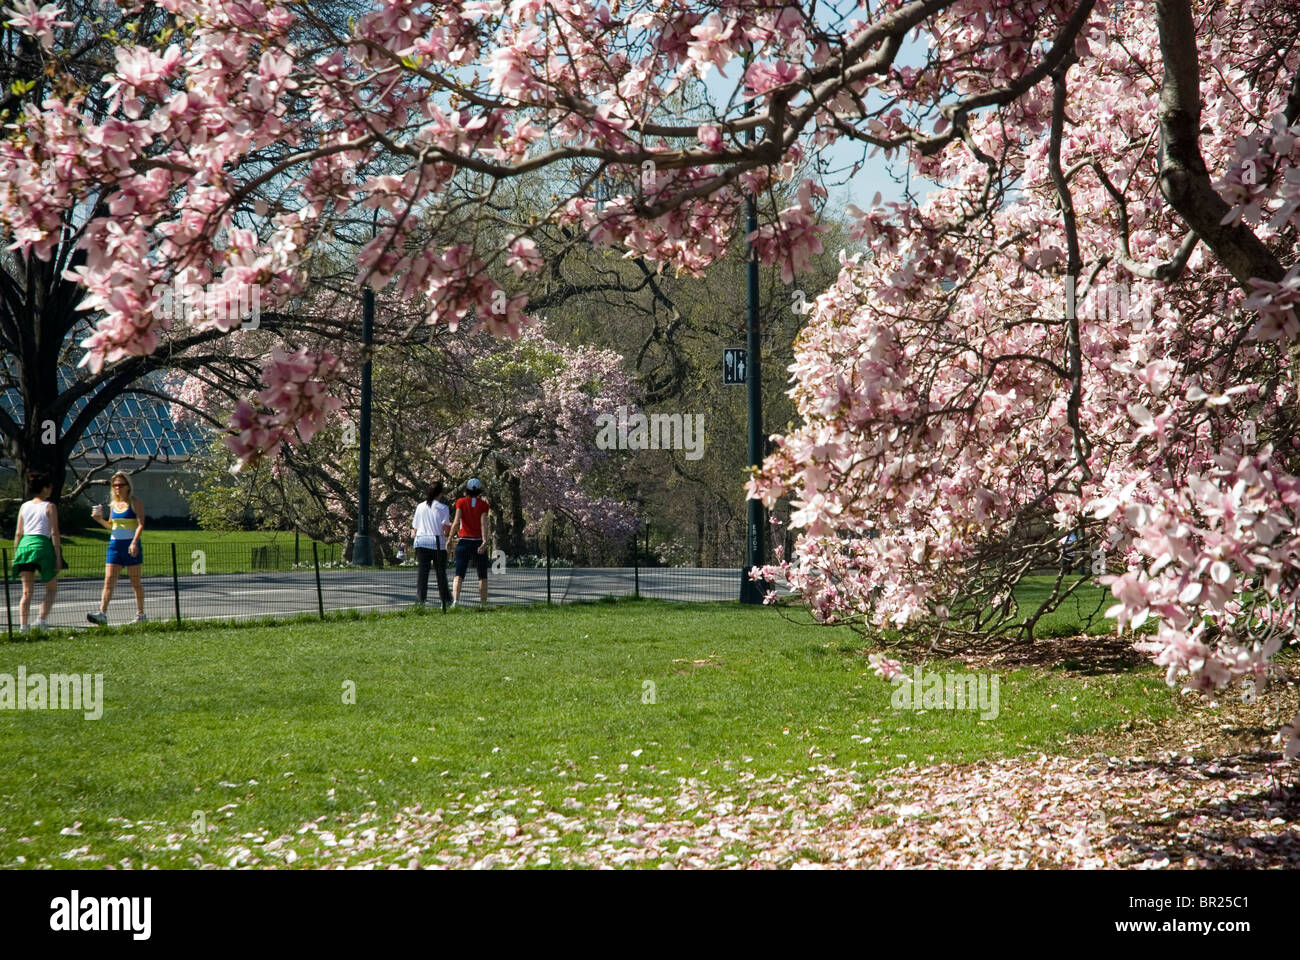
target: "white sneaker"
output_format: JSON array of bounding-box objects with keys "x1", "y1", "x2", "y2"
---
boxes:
[
  {"x1": 134, "y1": 613, "x2": 148, "y2": 624},
  {"x1": 33, "y1": 619, "x2": 47, "y2": 632},
  {"x1": 87, "y1": 611, "x2": 108, "y2": 626},
  {"x1": 19, "y1": 624, "x2": 29, "y2": 635}
]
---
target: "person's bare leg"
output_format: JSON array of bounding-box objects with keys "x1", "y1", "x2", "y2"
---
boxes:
[
  {"x1": 99, "y1": 565, "x2": 120, "y2": 613},
  {"x1": 478, "y1": 577, "x2": 487, "y2": 606},
  {"x1": 39, "y1": 578, "x2": 57, "y2": 621},
  {"x1": 19, "y1": 571, "x2": 34, "y2": 627},
  {"x1": 452, "y1": 575, "x2": 463, "y2": 604},
  {"x1": 129, "y1": 566, "x2": 144, "y2": 616}
]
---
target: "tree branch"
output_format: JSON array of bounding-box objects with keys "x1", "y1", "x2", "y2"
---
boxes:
[{"x1": 1154, "y1": 0, "x2": 1286, "y2": 288}]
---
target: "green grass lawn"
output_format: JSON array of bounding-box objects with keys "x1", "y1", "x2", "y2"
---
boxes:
[
  {"x1": 33, "y1": 529, "x2": 343, "y2": 577},
  {"x1": 0, "y1": 599, "x2": 1172, "y2": 868},
  {"x1": 1015, "y1": 574, "x2": 1115, "y2": 637}
]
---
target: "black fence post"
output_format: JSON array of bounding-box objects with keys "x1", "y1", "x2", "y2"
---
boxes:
[
  {"x1": 295, "y1": 530, "x2": 300, "y2": 567},
  {"x1": 633, "y1": 529, "x2": 640, "y2": 599},
  {"x1": 2, "y1": 548, "x2": 11, "y2": 640},
  {"x1": 313, "y1": 541, "x2": 325, "y2": 619},
  {"x1": 546, "y1": 533, "x2": 552, "y2": 606},
  {"x1": 170, "y1": 543, "x2": 181, "y2": 625}
]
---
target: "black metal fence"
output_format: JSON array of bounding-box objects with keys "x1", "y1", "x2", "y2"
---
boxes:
[{"x1": 1, "y1": 527, "x2": 781, "y2": 636}]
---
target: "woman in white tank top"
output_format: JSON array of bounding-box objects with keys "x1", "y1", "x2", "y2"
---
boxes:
[{"x1": 11, "y1": 473, "x2": 63, "y2": 633}]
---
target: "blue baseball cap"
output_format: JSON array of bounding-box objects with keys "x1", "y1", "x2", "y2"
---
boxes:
[{"x1": 467, "y1": 478, "x2": 483, "y2": 491}]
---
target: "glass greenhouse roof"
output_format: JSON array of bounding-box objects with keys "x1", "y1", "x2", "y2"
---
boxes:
[{"x1": 0, "y1": 371, "x2": 206, "y2": 461}]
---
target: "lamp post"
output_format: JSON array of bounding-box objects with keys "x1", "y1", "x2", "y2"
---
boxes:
[
  {"x1": 352, "y1": 285, "x2": 374, "y2": 566},
  {"x1": 353, "y1": 215, "x2": 377, "y2": 567},
  {"x1": 740, "y1": 96, "x2": 765, "y2": 604}
]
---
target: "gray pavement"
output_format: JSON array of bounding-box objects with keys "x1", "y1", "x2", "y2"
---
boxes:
[{"x1": 3, "y1": 566, "x2": 785, "y2": 632}]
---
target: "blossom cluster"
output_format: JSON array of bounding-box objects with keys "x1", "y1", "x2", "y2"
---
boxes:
[{"x1": 226, "y1": 348, "x2": 343, "y2": 468}]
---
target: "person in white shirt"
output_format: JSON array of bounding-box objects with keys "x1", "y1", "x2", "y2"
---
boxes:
[
  {"x1": 12, "y1": 472, "x2": 63, "y2": 634},
  {"x1": 410, "y1": 480, "x2": 452, "y2": 609}
]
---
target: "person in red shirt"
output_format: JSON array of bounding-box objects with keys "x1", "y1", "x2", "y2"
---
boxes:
[{"x1": 448, "y1": 478, "x2": 492, "y2": 608}]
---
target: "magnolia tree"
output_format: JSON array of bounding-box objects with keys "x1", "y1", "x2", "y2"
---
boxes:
[
  {"x1": 742, "y1": 0, "x2": 1300, "y2": 757},
  {"x1": 5, "y1": 0, "x2": 1299, "y2": 752},
  {"x1": 174, "y1": 315, "x2": 640, "y2": 556},
  {"x1": 0, "y1": 0, "x2": 383, "y2": 497},
  {"x1": 390, "y1": 326, "x2": 643, "y2": 553},
  {"x1": 2, "y1": 0, "x2": 843, "y2": 467}
]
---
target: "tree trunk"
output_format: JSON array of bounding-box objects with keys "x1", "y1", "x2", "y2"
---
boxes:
[
  {"x1": 11, "y1": 434, "x2": 68, "y2": 507},
  {"x1": 491, "y1": 459, "x2": 527, "y2": 557},
  {"x1": 507, "y1": 472, "x2": 526, "y2": 557},
  {"x1": 1154, "y1": 0, "x2": 1286, "y2": 288}
]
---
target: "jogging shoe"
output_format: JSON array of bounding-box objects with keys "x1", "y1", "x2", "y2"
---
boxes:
[
  {"x1": 87, "y1": 611, "x2": 108, "y2": 626},
  {"x1": 19, "y1": 624, "x2": 28, "y2": 635},
  {"x1": 33, "y1": 619, "x2": 48, "y2": 632},
  {"x1": 134, "y1": 613, "x2": 148, "y2": 624}
]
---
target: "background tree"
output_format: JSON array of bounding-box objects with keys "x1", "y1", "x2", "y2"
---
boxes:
[
  {"x1": 178, "y1": 313, "x2": 638, "y2": 561},
  {"x1": 541, "y1": 214, "x2": 853, "y2": 564}
]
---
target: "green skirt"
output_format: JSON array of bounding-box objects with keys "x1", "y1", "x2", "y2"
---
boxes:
[{"x1": 13, "y1": 534, "x2": 56, "y2": 583}]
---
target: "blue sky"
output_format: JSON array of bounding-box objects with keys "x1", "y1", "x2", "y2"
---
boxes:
[{"x1": 698, "y1": 23, "x2": 936, "y2": 216}]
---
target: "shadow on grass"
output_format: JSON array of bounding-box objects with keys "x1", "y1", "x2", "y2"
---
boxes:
[
  {"x1": 1104, "y1": 752, "x2": 1300, "y2": 868},
  {"x1": 949, "y1": 632, "x2": 1152, "y2": 676}
]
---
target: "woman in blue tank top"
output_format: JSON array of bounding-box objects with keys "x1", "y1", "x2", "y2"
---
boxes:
[{"x1": 86, "y1": 471, "x2": 147, "y2": 626}]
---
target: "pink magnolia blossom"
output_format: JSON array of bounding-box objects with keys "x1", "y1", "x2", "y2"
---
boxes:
[
  {"x1": 3, "y1": 0, "x2": 71, "y2": 51},
  {"x1": 505, "y1": 236, "x2": 544, "y2": 276},
  {"x1": 868, "y1": 653, "x2": 905, "y2": 682},
  {"x1": 1281, "y1": 713, "x2": 1300, "y2": 760}
]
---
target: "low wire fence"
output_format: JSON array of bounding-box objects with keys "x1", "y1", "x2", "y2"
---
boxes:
[{"x1": 2, "y1": 527, "x2": 782, "y2": 636}]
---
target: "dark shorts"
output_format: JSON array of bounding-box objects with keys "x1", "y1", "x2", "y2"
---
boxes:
[
  {"x1": 454, "y1": 539, "x2": 488, "y2": 579},
  {"x1": 106, "y1": 538, "x2": 142, "y2": 567}
]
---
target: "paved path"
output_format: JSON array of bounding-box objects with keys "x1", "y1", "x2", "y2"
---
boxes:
[{"x1": 3, "y1": 566, "x2": 785, "y2": 632}]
